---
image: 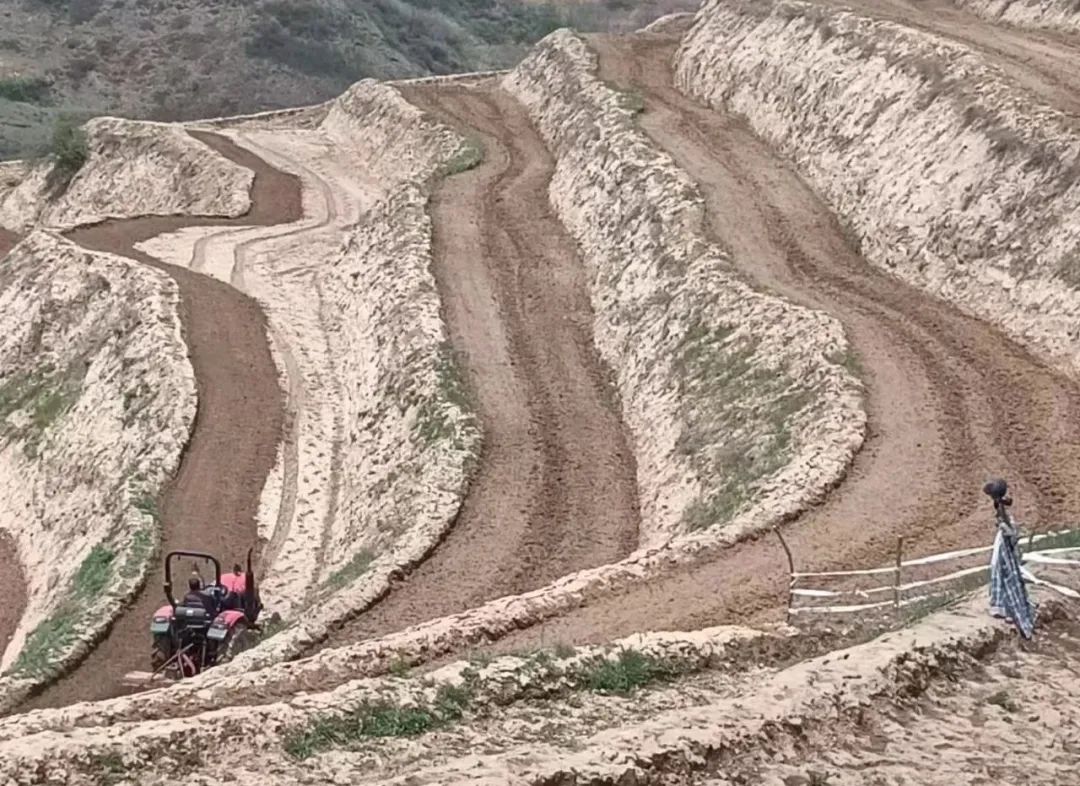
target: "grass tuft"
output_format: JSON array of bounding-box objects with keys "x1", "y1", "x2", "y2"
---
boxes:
[
  {"x1": 413, "y1": 342, "x2": 475, "y2": 450},
  {"x1": 388, "y1": 656, "x2": 412, "y2": 679},
  {"x1": 577, "y1": 648, "x2": 682, "y2": 696},
  {"x1": 986, "y1": 689, "x2": 1019, "y2": 713},
  {"x1": 324, "y1": 548, "x2": 376, "y2": 591},
  {"x1": 46, "y1": 116, "x2": 89, "y2": 194},
  {"x1": 284, "y1": 701, "x2": 444, "y2": 760},
  {"x1": 554, "y1": 642, "x2": 577, "y2": 659},
  {"x1": 437, "y1": 138, "x2": 484, "y2": 178}
]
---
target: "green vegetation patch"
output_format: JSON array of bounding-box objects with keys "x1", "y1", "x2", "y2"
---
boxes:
[
  {"x1": 324, "y1": 548, "x2": 376, "y2": 591},
  {"x1": 119, "y1": 527, "x2": 154, "y2": 580},
  {"x1": 1029, "y1": 529, "x2": 1080, "y2": 552},
  {"x1": 0, "y1": 365, "x2": 84, "y2": 458},
  {"x1": 283, "y1": 646, "x2": 685, "y2": 760},
  {"x1": 413, "y1": 341, "x2": 476, "y2": 451},
  {"x1": 244, "y1": 0, "x2": 580, "y2": 81},
  {"x1": 9, "y1": 543, "x2": 116, "y2": 678},
  {"x1": 9, "y1": 613, "x2": 78, "y2": 679},
  {"x1": 0, "y1": 76, "x2": 51, "y2": 105},
  {"x1": 47, "y1": 116, "x2": 89, "y2": 193},
  {"x1": 674, "y1": 320, "x2": 815, "y2": 531},
  {"x1": 284, "y1": 683, "x2": 472, "y2": 760},
  {"x1": 575, "y1": 648, "x2": 683, "y2": 695},
  {"x1": 437, "y1": 138, "x2": 484, "y2": 178}
]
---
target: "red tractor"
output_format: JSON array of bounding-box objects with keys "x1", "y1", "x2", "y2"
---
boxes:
[{"x1": 149, "y1": 548, "x2": 262, "y2": 679}]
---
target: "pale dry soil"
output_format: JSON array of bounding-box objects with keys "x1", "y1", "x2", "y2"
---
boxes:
[
  {"x1": 132, "y1": 598, "x2": 1080, "y2": 785},
  {"x1": 319, "y1": 81, "x2": 641, "y2": 650},
  {"x1": 19, "y1": 133, "x2": 302, "y2": 711},
  {"x1": 464, "y1": 31, "x2": 1080, "y2": 655},
  {"x1": 693, "y1": 620, "x2": 1080, "y2": 785}
]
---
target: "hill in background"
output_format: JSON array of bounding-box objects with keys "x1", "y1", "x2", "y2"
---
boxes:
[{"x1": 0, "y1": 0, "x2": 690, "y2": 159}]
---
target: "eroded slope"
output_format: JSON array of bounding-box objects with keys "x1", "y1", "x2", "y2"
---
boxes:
[{"x1": 0, "y1": 232, "x2": 195, "y2": 711}]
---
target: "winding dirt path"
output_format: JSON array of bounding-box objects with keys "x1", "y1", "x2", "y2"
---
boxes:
[
  {"x1": 22, "y1": 132, "x2": 301, "y2": 709},
  {"x1": 473, "y1": 33, "x2": 1080, "y2": 652},
  {"x1": 318, "y1": 82, "x2": 641, "y2": 650}
]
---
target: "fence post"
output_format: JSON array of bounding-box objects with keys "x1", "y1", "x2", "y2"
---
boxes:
[
  {"x1": 774, "y1": 527, "x2": 796, "y2": 625},
  {"x1": 893, "y1": 537, "x2": 904, "y2": 614}
]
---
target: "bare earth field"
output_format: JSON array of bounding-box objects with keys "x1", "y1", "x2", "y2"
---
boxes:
[
  {"x1": 1, "y1": 0, "x2": 1080, "y2": 781},
  {"x1": 318, "y1": 81, "x2": 642, "y2": 651}
]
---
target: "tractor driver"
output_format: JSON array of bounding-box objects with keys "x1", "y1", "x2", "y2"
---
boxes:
[{"x1": 182, "y1": 576, "x2": 218, "y2": 616}]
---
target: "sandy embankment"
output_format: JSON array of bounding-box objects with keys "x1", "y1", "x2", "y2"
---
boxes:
[
  {"x1": 953, "y1": 0, "x2": 1080, "y2": 35},
  {"x1": 677, "y1": 0, "x2": 1080, "y2": 374},
  {"x1": 0, "y1": 233, "x2": 195, "y2": 709}
]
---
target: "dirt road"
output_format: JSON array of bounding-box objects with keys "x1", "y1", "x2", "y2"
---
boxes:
[
  {"x1": 468, "y1": 33, "x2": 1080, "y2": 652},
  {"x1": 0, "y1": 228, "x2": 16, "y2": 259},
  {"x1": 22, "y1": 133, "x2": 301, "y2": 709},
  {"x1": 318, "y1": 82, "x2": 641, "y2": 650}
]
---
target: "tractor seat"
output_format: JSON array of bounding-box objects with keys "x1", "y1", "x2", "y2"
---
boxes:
[{"x1": 174, "y1": 605, "x2": 213, "y2": 628}]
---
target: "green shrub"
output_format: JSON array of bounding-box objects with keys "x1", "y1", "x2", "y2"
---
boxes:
[
  {"x1": 0, "y1": 76, "x2": 51, "y2": 104},
  {"x1": 47, "y1": 117, "x2": 89, "y2": 191}
]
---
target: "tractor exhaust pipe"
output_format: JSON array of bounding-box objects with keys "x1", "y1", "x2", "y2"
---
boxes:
[{"x1": 243, "y1": 547, "x2": 261, "y2": 623}]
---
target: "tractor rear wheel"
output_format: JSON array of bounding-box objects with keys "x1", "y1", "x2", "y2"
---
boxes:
[{"x1": 217, "y1": 621, "x2": 253, "y2": 664}]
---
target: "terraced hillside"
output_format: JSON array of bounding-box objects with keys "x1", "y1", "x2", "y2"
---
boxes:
[{"x1": 1, "y1": 0, "x2": 1079, "y2": 782}]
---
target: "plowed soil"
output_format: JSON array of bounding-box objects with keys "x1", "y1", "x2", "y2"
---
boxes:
[
  {"x1": 21, "y1": 132, "x2": 301, "y2": 709},
  {"x1": 477, "y1": 33, "x2": 1080, "y2": 652},
  {"x1": 0, "y1": 228, "x2": 16, "y2": 259},
  {"x1": 318, "y1": 83, "x2": 641, "y2": 650}
]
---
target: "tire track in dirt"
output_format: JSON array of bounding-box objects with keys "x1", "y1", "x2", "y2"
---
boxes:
[
  {"x1": 0, "y1": 228, "x2": 16, "y2": 259},
  {"x1": 474, "y1": 34, "x2": 1080, "y2": 652},
  {"x1": 21, "y1": 132, "x2": 302, "y2": 710},
  {"x1": 187, "y1": 132, "x2": 348, "y2": 596},
  {"x1": 318, "y1": 82, "x2": 641, "y2": 650}
]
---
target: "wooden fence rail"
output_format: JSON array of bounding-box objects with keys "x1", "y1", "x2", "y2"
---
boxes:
[{"x1": 777, "y1": 527, "x2": 1080, "y2": 620}]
